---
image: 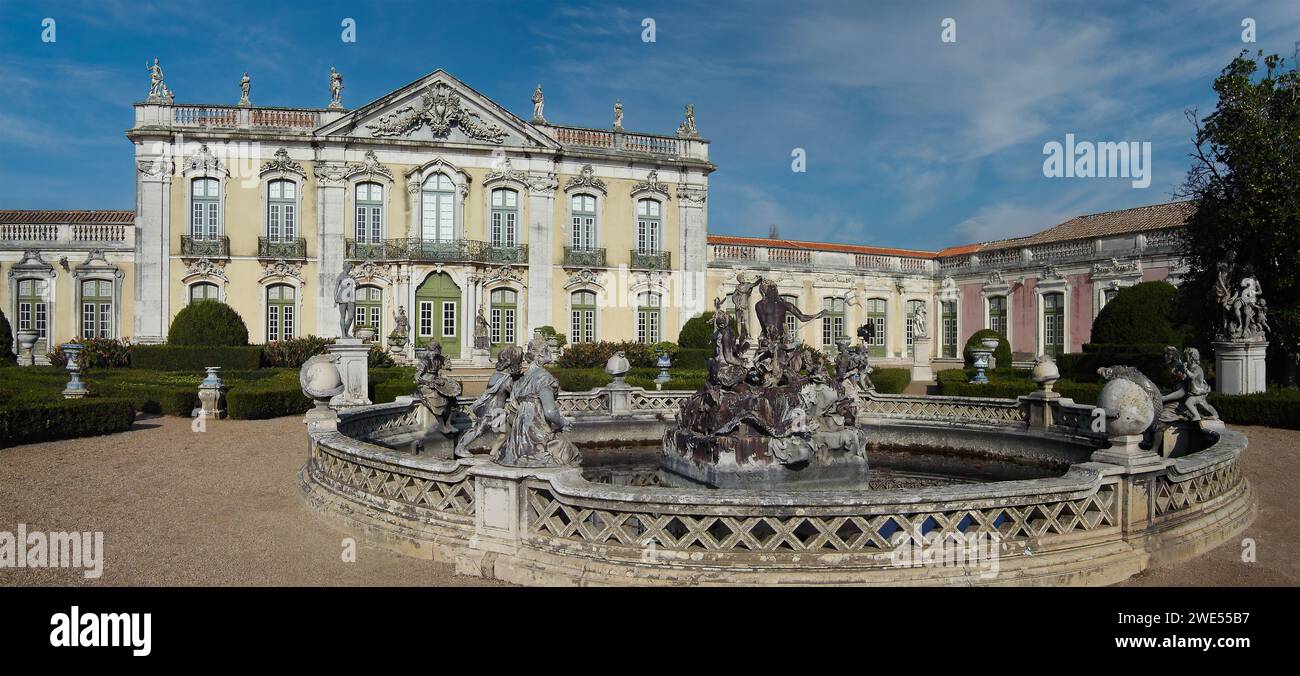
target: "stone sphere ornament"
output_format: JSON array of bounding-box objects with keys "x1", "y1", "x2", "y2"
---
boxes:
[
  {"x1": 1097, "y1": 377, "x2": 1155, "y2": 437},
  {"x1": 300, "y1": 354, "x2": 345, "y2": 411},
  {"x1": 1032, "y1": 355, "x2": 1061, "y2": 393},
  {"x1": 604, "y1": 351, "x2": 630, "y2": 379}
]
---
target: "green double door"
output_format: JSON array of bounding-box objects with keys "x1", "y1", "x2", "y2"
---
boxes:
[{"x1": 415, "y1": 272, "x2": 461, "y2": 358}]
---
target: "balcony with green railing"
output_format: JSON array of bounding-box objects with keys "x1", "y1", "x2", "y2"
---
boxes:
[
  {"x1": 630, "y1": 249, "x2": 671, "y2": 270},
  {"x1": 563, "y1": 246, "x2": 607, "y2": 267},
  {"x1": 180, "y1": 235, "x2": 230, "y2": 258},
  {"x1": 258, "y1": 237, "x2": 307, "y2": 259}
]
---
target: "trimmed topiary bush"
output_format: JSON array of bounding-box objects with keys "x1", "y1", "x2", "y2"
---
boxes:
[
  {"x1": 963, "y1": 329, "x2": 1012, "y2": 371},
  {"x1": 1091, "y1": 281, "x2": 1190, "y2": 347},
  {"x1": 678, "y1": 312, "x2": 714, "y2": 349},
  {"x1": 167, "y1": 301, "x2": 249, "y2": 346},
  {"x1": 132, "y1": 344, "x2": 263, "y2": 371},
  {"x1": 535, "y1": 325, "x2": 567, "y2": 349},
  {"x1": 870, "y1": 368, "x2": 911, "y2": 394},
  {"x1": 225, "y1": 384, "x2": 312, "y2": 419},
  {"x1": 557, "y1": 341, "x2": 661, "y2": 369},
  {"x1": 0, "y1": 309, "x2": 16, "y2": 366},
  {"x1": 0, "y1": 397, "x2": 136, "y2": 448}
]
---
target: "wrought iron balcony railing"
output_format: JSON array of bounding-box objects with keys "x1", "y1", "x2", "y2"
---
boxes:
[
  {"x1": 630, "y1": 249, "x2": 671, "y2": 270},
  {"x1": 181, "y1": 235, "x2": 230, "y2": 258},
  {"x1": 344, "y1": 238, "x2": 529, "y2": 265},
  {"x1": 564, "y1": 246, "x2": 607, "y2": 267},
  {"x1": 258, "y1": 237, "x2": 307, "y2": 259}
]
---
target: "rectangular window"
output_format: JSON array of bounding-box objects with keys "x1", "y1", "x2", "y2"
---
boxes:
[
  {"x1": 989, "y1": 296, "x2": 1007, "y2": 338},
  {"x1": 441, "y1": 301, "x2": 456, "y2": 338},
  {"x1": 267, "y1": 306, "x2": 281, "y2": 342},
  {"x1": 283, "y1": 305, "x2": 295, "y2": 340},
  {"x1": 418, "y1": 301, "x2": 434, "y2": 337},
  {"x1": 83, "y1": 304, "x2": 96, "y2": 339},
  {"x1": 637, "y1": 311, "x2": 660, "y2": 344},
  {"x1": 490, "y1": 307, "x2": 502, "y2": 345}
]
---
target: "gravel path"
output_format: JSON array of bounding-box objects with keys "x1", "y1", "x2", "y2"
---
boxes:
[{"x1": 1, "y1": 416, "x2": 1293, "y2": 586}]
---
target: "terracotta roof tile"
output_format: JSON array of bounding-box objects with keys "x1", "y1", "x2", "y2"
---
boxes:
[
  {"x1": 969, "y1": 200, "x2": 1194, "y2": 254},
  {"x1": 0, "y1": 210, "x2": 135, "y2": 225}
]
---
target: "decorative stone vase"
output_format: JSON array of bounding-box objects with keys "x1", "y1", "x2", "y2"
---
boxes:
[
  {"x1": 300, "y1": 354, "x2": 345, "y2": 412},
  {"x1": 356, "y1": 327, "x2": 377, "y2": 342},
  {"x1": 196, "y1": 366, "x2": 226, "y2": 418},
  {"x1": 654, "y1": 351, "x2": 672, "y2": 389},
  {"x1": 1032, "y1": 355, "x2": 1060, "y2": 393},
  {"x1": 604, "y1": 351, "x2": 631, "y2": 385},
  {"x1": 61, "y1": 343, "x2": 87, "y2": 399},
  {"x1": 15, "y1": 329, "x2": 38, "y2": 367},
  {"x1": 979, "y1": 337, "x2": 1001, "y2": 352}
]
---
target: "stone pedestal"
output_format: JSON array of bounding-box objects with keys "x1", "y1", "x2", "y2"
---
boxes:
[
  {"x1": 471, "y1": 347, "x2": 491, "y2": 368},
  {"x1": 910, "y1": 337, "x2": 933, "y2": 383},
  {"x1": 1022, "y1": 390, "x2": 1061, "y2": 429},
  {"x1": 328, "y1": 338, "x2": 372, "y2": 409},
  {"x1": 1214, "y1": 340, "x2": 1267, "y2": 395},
  {"x1": 1091, "y1": 435, "x2": 1165, "y2": 472}
]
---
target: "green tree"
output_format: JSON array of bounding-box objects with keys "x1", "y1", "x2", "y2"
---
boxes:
[
  {"x1": 678, "y1": 311, "x2": 715, "y2": 349},
  {"x1": 1175, "y1": 50, "x2": 1300, "y2": 384},
  {"x1": 1092, "y1": 282, "x2": 1190, "y2": 347},
  {"x1": 167, "y1": 301, "x2": 249, "y2": 346}
]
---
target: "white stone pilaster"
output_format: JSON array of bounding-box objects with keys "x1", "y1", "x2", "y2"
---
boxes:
[
  {"x1": 134, "y1": 155, "x2": 173, "y2": 343},
  {"x1": 315, "y1": 163, "x2": 347, "y2": 336},
  {"x1": 526, "y1": 172, "x2": 557, "y2": 335}
]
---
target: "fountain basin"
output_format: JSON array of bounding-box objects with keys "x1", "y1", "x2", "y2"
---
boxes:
[{"x1": 300, "y1": 389, "x2": 1254, "y2": 586}]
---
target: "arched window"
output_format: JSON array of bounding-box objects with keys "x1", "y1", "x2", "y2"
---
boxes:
[
  {"x1": 354, "y1": 285, "x2": 383, "y2": 341},
  {"x1": 190, "y1": 282, "x2": 220, "y2": 303},
  {"x1": 1043, "y1": 292, "x2": 1065, "y2": 356},
  {"x1": 571, "y1": 290, "x2": 597, "y2": 344},
  {"x1": 941, "y1": 300, "x2": 958, "y2": 358},
  {"x1": 571, "y1": 194, "x2": 597, "y2": 250},
  {"x1": 636, "y1": 199, "x2": 661, "y2": 253},
  {"x1": 355, "y1": 182, "x2": 384, "y2": 244},
  {"x1": 905, "y1": 299, "x2": 926, "y2": 357},
  {"x1": 266, "y1": 284, "x2": 296, "y2": 342},
  {"x1": 191, "y1": 178, "x2": 220, "y2": 240},
  {"x1": 866, "y1": 298, "x2": 887, "y2": 358},
  {"x1": 637, "y1": 292, "x2": 661, "y2": 344},
  {"x1": 988, "y1": 296, "x2": 1007, "y2": 337},
  {"x1": 80, "y1": 280, "x2": 114, "y2": 339},
  {"x1": 16, "y1": 278, "x2": 48, "y2": 353},
  {"x1": 421, "y1": 173, "x2": 455, "y2": 241},
  {"x1": 490, "y1": 288, "x2": 518, "y2": 351},
  {"x1": 821, "y1": 296, "x2": 846, "y2": 347},
  {"x1": 491, "y1": 189, "x2": 519, "y2": 247},
  {"x1": 267, "y1": 179, "x2": 297, "y2": 242}
]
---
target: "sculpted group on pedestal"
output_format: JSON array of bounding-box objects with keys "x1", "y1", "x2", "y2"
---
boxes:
[
  {"x1": 1215, "y1": 251, "x2": 1269, "y2": 341},
  {"x1": 665, "y1": 276, "x2": 870, "y2": 485},
  {"x1": 1096, "y1": 344, "x2": 1221, "y2": 453}
]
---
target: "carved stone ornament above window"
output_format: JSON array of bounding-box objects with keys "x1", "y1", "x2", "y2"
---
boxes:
[
  {"x1": 631, "y1": 170, "x2": 671, "y2": 199},
  {"x1": 365, "y1": 82, "x2": 507, "y2": 144},
  {"x1": 184, "y1": 144, "x2": 226, "y2": 175},
  {"x1": 260, "y1": 147, "x2": 306, "y2": 178},
  {"x1": 345, "y1": 150, "x2": 394, "y2": 183},
  {"x1": 564, "y1": 164, "x2": 607, "y2": 194}
]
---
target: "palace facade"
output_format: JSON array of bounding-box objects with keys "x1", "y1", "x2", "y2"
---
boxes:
[{"x1": 0, "y1": 66, "x2": 1190, "y2": 369}]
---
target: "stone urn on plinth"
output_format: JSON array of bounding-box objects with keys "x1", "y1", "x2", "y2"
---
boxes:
[
  {"x1": 61, "y1": 343, "x2": 87, "y2": 399},
  {"x1": 195, "y1": 367, "x2": 226, "y2": 419},
  {"x1": 16, "y1": 329, "x2": 38, "y2": 366},
  {"x1": 969, "y1": 336, "x2": 1000, "y2": 384}
]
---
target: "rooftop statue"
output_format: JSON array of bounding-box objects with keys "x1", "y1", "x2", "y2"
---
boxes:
[{"x1": 329, "y1": 67, "x2": 344, "y2": 109}]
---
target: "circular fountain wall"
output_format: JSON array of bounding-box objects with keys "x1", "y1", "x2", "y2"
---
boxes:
[{"x1": 299, "y1": 387, "x2": 1254, "y2": 586}]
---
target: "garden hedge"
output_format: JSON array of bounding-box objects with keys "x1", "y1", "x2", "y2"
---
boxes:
[
  {"x1": 132, "y1": 345, "x2": 264, "y2": 371},
  {"x1": 0, "y1": 397, "x2": 136, "y2": 448},
  {"x1": 0, "y1": 309, "x2": 16, "y2": 365},
  {"x1": 167, "y1": 301, "x2": 250, "y2": 346},
  {"x1": 870, "y1": 368, "x2": 910, "y2": 394},
  {"x1": 1090, "y1": 281, "x2": 1190, "y2": 347}
]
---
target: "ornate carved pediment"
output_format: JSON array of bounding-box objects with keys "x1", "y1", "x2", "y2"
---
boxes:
[
  {"x1": 677, "y1": 183, "x2": 707, "y2": 204},
  {"x1": 1041, "y1": 264, "x2": 1064, "y2": 281},
  {"x1": 631, "y1": 170, "x2": 671, "y2": 199},
  {"x1": 313, "y1": 162, "x2": 347, "y2": 188},
  {"x1": 564, "y1": 164, "x2": 607, "y2": 194},
  {"x1": 137, "y1": 158, "x2": 173, "y2": 178},
  {"x1": 563, "y1": 267, "x2": 605, "y2": 290},
  {"x1": 350, "y1": 260, "x2": 392, "y2": 284},
  {"x1": 183, "y1": 257, "x2": 228, "y2": 283},
  {"x1": 526, "y1": 172, "x2": 558, "y2": 196},
  {"x1": 475, "y1": 264, "x2": 526, "y2": 287},
  {"x1": 344, "y1": 150, "x2": 393, "y2": 183},
  {"x1": 631, "y1": 269, "x2": 670, "y2": 293},
  {"x1": 484, "y1": 157, "x2": 528, "y2": 187},
  {"x1": 184, "y1": 144, "x2": 226, "y2": 176},
  {"x1": 9, "y1": 249, "x2": 55, "y2": 279},
  {"x1": 1092, "y1": 257, "x2": 1141, "y2": 278},
  {"x1": 72, "y1": 250, "x2": 122, "y2": 279},
  {"x1": 364, "y1": 82, "x2": 507, "y2": 143},
  {"x1": 259, "y1": 259, "x2": 304, "y2": 283},
  {"x1": 260, "y1": 147, "x2": 306, "y2": 178}
]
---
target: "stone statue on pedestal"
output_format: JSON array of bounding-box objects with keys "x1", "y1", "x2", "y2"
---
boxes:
[
  {"x1": 473, "y1": 305, "x2": 490, "y2": 350},
  {"x1": 388, "y1": 306, "x2": 410, "y2": 349},
  {"x1": 728, "y1": 272, "x2": 760, "y2": 344},
  {"x1": 455, "y1": 345, "x2": 523, "y2": 458},
  {"x1": 329, "y1": 67, "x2": 344, "y2": 109},
  {"x1": 1216, "y1": 251, "x2": 1269, "y2": 341},
  {"x1": 531, "y1": 84, "x2": 545, "y2": 123},
  {"x1": 335, "y1": 266, "x2": 357, "y2": 338},
  {"x1": 146, "y1": 58, "x2": 172, "y2": 102},
  {"x1": 238, "y1": 72, "x2": 251, "y2": 106},
  {"x1": 613, "y1": 99, "x2": 624, "y2": 130},
  {"x1": 494, "y1": 334, "x2": 580, "y2": 467},
  {"x1": 415, "y1": 343, "x2": 463, "y2": 436},
  {"x1": 912, "y1": 301, "x2": 930, "y2": 340}
]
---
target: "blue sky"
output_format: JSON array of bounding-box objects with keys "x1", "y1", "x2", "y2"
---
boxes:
[{"x1": 0, "y1": 0, "x2": 1296, "y2": 250}]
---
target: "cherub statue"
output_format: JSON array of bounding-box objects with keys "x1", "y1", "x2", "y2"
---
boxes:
[{"x1": 1163, "y1": 346, "x2": 1219, "y2": 421}]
